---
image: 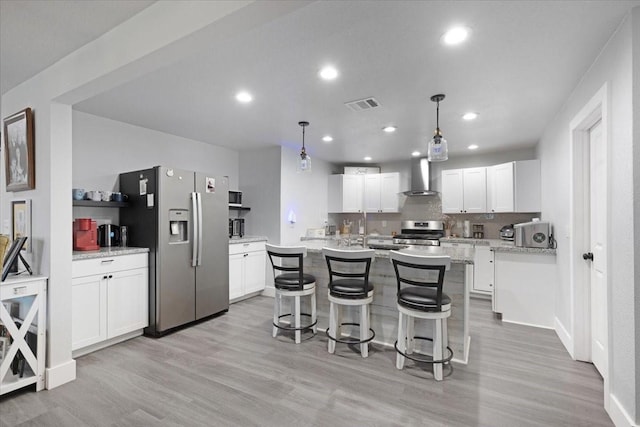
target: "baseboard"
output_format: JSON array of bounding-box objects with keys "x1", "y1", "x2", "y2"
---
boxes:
[
  {"x1": 45, "y1": 359, "x2": 76, "y2": 389},
  {"x1": 502, "y1": 318, "x2": 555, "y2": 330},
  {"x1": 72, "y1": 330, "x2": 143, "y2": 358},
  {"x1": 261, "y1": 287, "x2": 275, "y2": 298},
  {"x1": 608, "y1": 393, "x2": 637, "y2": 426},
  {"x1": 554, "y1": 317, "x2": 574, "y2": 358}
]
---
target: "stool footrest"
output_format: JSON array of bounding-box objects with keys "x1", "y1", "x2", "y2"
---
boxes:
[
  {"x1": 325, "y1": 322, "x2": 375, "y2": 345},
  {"x1": 394, "y1": 336, "x2": 453, "y2": 364},
  {"x1": 273, "y1": 313, "x2": 318, "y2": 332}
]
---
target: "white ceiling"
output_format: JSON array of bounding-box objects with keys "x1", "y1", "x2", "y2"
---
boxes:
[{"x1": 2, "y1": 1, "x2": 638, "y2": 164}]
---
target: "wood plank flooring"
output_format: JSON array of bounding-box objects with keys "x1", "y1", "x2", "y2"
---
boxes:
[{"x1": 0, "y1": 297, "x2": 612, "y2": 426}]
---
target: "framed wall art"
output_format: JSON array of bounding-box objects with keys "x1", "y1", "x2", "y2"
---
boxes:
[
  {"x1": 3, "y1": 108, "x2": 35, "y2": 192},
  {"x1": 11, "y1": 199, "x2": 31, "y2": 253}
]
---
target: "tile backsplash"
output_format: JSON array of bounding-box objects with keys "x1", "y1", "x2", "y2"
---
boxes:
[{"x1": 328, "y1": 194, "x2": 537, "y2": 239}]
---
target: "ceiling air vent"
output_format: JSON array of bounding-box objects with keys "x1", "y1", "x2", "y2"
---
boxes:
[{"x1": 345, "y1": 97, "x2": 380, "y2": 112}]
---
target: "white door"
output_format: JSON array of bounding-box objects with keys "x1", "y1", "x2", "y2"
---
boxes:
[
  {"x1": 244, "y1": 250, "x2": 267, "y2": 294},
  {"x1": 588, "y1": 120, "x2": 607, "y2": 377},
  {"x1": 380, "y1": 173, "x2": 400, "y2": 212},
  {"x1": 462, "y1": 167, "x2": 487, "y2": 213},
  {"x1": 343, "y1": 174, "x2": 363, "y2": 213},
  {"x1": 363, "y1": 174, "x2": 381, "y2": 212},
  {"x1": 492, "y1": 162, "x2": 515, "y2": 212},
  {"x1": 106, "y1": 268, "x2": 149, "y2": 338},
  {"x1": 441, "y1": 169, "x2": 464, "y2": 213},
  {"x1": 229, "y1": 253, "x2": 244, "y2": 301}
]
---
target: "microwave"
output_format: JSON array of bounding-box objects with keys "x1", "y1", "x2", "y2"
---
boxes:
[
  {"x1": 514, "y1": 221, "x2": 551, "y2": 248},
  {"x1": 229, "y1": 191, "x2": 242, "y2": 207}
]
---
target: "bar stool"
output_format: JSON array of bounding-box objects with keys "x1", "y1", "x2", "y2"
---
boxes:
[
  {"x1": 390, "y1": 250, "x2": 453, "y2": 381},
  {"x1": 322, "y1": 247, "x2": 376, "y2": 357},
  {"x1": 266, "y1": 244, "x2": 317, "y2": 343}
]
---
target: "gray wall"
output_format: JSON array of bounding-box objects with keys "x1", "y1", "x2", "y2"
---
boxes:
[{"x1": 537, "y1": 9, "x2": 638, "y2": 422}]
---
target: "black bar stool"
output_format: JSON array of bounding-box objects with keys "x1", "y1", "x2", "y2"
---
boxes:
[
  {"x1": 390, "y1": 250, "x2": 453, "y2": 380},
  {"x1": 322, "y1": 247, "x2": 376, "y2": 357},
  {"x1": 266, "y1": 244, "x2": 317, "y2": 343}
]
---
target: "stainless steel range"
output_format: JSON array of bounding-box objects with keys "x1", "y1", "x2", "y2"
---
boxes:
[{"x1": 393, "y1": 220, "x2": 444, "y2": 247}]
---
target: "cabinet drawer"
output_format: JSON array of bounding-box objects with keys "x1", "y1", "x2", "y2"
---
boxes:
[
  {"x1": 73, "y1": 253, "x2": 148, "y2": 278},
  {"x1": 229, "y1": 241, "x2": 265, "y2": 255},
  {"x1": 0, "y1": 278, "x2": 44, "y2": 300}
]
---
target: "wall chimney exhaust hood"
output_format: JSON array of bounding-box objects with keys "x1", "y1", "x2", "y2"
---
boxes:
[{"x1": 403, "y1": 157, "x2": 438, "y2": 196}]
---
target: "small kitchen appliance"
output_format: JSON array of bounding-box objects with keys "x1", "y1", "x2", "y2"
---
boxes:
[
  {"x1": 393, "y1": 220, "x2": 445, "y2": 247},
  {"x1": 514, "y1": 221, "x2": 551, "y2": 248},
  {"x1": 73, "y1": 218, "x2": 100, "y2": 251},
  {"x1": 463, "y1": 220, "x2": 472, "y2": 238},
  {"x1": 499, "y1": 224, "x2": 515, "y2": 241},
  {"x1": 229, "y1": 218, "x2": 245, "y2": 238},
  {"x1": 98, "y1": 224, "x2": 121, "y2": 247},
  {"x1": 228, "y1": 191, "x2": 242, "y2": 207}
]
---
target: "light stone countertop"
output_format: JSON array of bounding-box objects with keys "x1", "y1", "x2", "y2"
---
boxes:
[
  {"x1": 73, "y1": 247, "x2": 149, "y2": 261},
  {"x1": 440, "y1": 237, "x2": 556, "y2": 255},
  {"x1": 229, "y1": 236, "x2": 268, "y2": 244}
]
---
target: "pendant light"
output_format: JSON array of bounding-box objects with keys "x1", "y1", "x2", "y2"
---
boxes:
[
  {"x1": 298, "y1": 121, "x2": 311, "y2": 172},
  {"x1": 427, "y1": 94, "x2": 449, "y2": 162}
]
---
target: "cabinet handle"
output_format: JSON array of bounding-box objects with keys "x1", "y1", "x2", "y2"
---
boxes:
[
  {"x1": 101, "y1": 259, "x2": 114, "y2": 264},
  {"x1": 108, "y1": 275, "x2": 113, "y2": 279},
  {"x1": 13, "y1": 286, "x2": 27, "y2": 295},
  {"x1": 244, "y1": 253, "x2": 248, "y2": 257},
  {"x1": 103, "y1": 275, "x2": 108, "y2": 279},
  {"x1": 489, "y1": 260, "x2": 493, "y2": 263}
]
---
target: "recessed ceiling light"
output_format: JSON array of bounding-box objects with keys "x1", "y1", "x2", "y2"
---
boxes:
[
  {"x1": 322, "y1": 135, "x2": 333, "y2": 143},
  {"x1": 462, "y1": 112, "x2": 478, "y2": 121},
  {"x1": 319, "y1": 66, "x2": 338, "y2": 80},
  {"x1": 382, "y1": 126, "x2": 397, "y2": 133},
  {"x1": 411, "y1": 151, "x2": 421, "y2": 157},
  {"x1": 364, "y1": 156, "x2": 372, "y2": 161},
  {"x1": 235, "y1": 91, "x2": 252, "y2": 103},
  {"x1": 468, "y1": 144, "x2": 479, "y2": 150},
  {"x1": 442, "y1": 26, "x2": 470, "y2": 45}
]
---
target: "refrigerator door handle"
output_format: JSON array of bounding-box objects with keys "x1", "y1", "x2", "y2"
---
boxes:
[
  {"x1": 197, "y1": 192, "x2": 203, "y2": 266},
  {"x1": 191, "y1": 192, "x2": 198, "y2": 267}
]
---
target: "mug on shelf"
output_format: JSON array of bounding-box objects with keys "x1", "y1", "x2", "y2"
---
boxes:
[
  {"x1": 111, "y1": 192, "x2": 128, "y2": 202},
  {"x1": 72, "y1": 188, "x2": 85, "y2": 200},
  {"x1": 100, "y1": 191, "x2": 113, "y2": 202},
  {"x1": 86, "y1": 190, "x2": 101, "y2": 201}
]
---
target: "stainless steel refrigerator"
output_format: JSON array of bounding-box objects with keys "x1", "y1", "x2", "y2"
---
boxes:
[{"x1": 119, "y1": 166, "x2": 229, "y2": 336}]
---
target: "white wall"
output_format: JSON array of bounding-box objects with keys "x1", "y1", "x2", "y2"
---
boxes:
[
  {"x1": 537, "y1": 9, "x2": 637, "y2": 423},
  {"x1": 280, "y1": 146, "x2": 332, "y2": 245}
]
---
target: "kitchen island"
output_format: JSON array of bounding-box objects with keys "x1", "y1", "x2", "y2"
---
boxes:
[{"x1": 300, "y1": 241, "x2": 473, "y2": 364}]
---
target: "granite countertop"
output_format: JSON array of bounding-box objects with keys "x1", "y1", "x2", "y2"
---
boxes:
[
  {"x1": 440, "y1": 237, "x2": 556, "y2": 255},
  {"x1": 229, "y1": 235, "x2": 268, "y2": 244},
  {"x1": 73, "y1": 247, "x2": 149, "y2": 261},
  {"x1": 302, "y1": 239, "x2": 474, "y2": 264}
]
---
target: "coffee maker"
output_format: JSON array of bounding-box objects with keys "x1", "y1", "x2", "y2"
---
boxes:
[{"x1": 73, "y1": 218, "x2": 100, "y2": 251}]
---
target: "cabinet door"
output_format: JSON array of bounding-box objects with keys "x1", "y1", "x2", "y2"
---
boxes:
[
  {"x1": 492, "y1": 162, "x2": 514, "y2": 212},
  {"x1": 463, "y1": 167, "x2": 487, "y2": 213},
  {"x1": 342, "y1": 174, "x2": 364, "y2": 213},
  {"x1": 363, "y1": 174, "x2": 381, "y2": 212},
  {"x1": 106, "y1": 267, "x2": 149, "y2": 339},
  {"x1": 379, "y1": 173, "x2": 400, "y2": 212},
  {"x1": 441, "y1": 169, "x2": 464, "y2": 213},
  {"x1": 244, "y1": 250, "x2": 267, "y2": 294},
  {"x1": 229, "y1": 253, "x2": 244, "y2": 301},
  {"x1": 72, "y1": 274, "x2": 107, "y2": 350},
  {"x1": 473, "y1": 246, "x2": 494, "y2": 293}
]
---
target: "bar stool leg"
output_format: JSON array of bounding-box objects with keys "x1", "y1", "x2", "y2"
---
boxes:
[
  {"x1": 311, "y1": 290, "x2": 317, "y2": 334},
  {"x1": 328, "y1": 302, "x2": 336, "y2": 353},
  {"x1": 442, "y1": 317, "x2": 448, "y2": 364},
  {"x1": 360, "y1": 304, "x2": 369, "y2": 358},
  {"x1": 294, "y1": 295, "x2": 301, "y2": 344},
  {"x1": 396, "y1": 312, "x2": 406, "y2": 369},
  {"x1": 272, "y1": 293, "x2": 280, "y2": 338},
  {"x1": 406, "y1": 315, "x2": 415, "y2": 355},
  {"x1": 433, "y1": 318, "x2": 443, "y2": 381}
]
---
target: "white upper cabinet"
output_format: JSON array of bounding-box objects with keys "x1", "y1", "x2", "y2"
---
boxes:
[
  {"x1": 328, "y1": 174, "x2": 364, "y2": 213},
  {"x1": 488, "y1": 160, "x2": 540, "y2": 213},
  {"x1": 364, "y1": 172, "x2": 400, "y2": 213},
  {"x1": 441, "y1": 167, "x2": 486, "y2": 213}
]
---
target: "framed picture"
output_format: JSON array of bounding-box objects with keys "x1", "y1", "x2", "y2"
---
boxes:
[
  {"x1": 3, "y1": 108, "x2": 35, "y2": 192},
  {"x1": 11, "y1": 199, "x2": 31, "y2": 253}
]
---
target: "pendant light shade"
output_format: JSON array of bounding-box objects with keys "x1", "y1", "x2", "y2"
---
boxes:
[
  {"x1": 427, "y1": 94, "x2": 449, "y2": 162},
  {"x1": 298, "y1": 121, "x2": 311, "y2": 172}
]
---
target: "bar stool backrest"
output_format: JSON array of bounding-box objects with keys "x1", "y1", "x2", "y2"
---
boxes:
[
  {"x1": 266, "y1": 244, "x2": 307, "y2": 291},
  {"x1": 389, "y1": 251, "x2": 451, "y2": 312},
  {"x1": 322, "y1": 248, "x2": 375, "y2": 294}
]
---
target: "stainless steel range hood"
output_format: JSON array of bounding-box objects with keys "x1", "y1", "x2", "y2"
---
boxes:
[{"x1": 403, "y1": 157, "x2": 438, "y2": 196}]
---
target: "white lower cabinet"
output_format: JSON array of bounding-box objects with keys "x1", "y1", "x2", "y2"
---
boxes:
[
  {"x1": 473, "y1": 246, "x2": 494, "y2": 294},
  {"x1": 229, "y1": 241, "x2": 266, "y2": 302},
  {"x1": 71, "y1": 253, "x2": 148, "y2": 353}
]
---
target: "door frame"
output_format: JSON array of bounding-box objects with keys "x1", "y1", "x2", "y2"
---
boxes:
[{"x1": 569, "y1": 83, "x2": 610, "y2": 400}]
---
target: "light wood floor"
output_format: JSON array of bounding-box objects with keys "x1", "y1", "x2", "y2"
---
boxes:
[{"x1": 1, "y1": 297, "x2": 612, "y2": 426}]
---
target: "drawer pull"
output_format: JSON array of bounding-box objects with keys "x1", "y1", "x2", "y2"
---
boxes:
[
  {"x1": 101, "y1": 259, "x2": 115, "y2": 264},
  {"x1": 13, "y1": 286, "x2": 27, "y2": 295}
]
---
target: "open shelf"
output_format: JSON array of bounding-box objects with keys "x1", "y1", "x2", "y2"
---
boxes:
[
  {"x1": 73, "y1": 200, "x2": 129, "y2": 208},
  {"x1": 229, "y1": 206, "x2": 250, "y2": 211}
]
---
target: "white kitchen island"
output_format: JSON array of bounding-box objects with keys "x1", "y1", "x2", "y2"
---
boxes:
[{"x1": 301, "y1": 242, "x2": 473, "y2": 364}]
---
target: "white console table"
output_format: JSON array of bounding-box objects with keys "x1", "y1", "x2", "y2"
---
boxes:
[{"x1": 0, "y1": 275, "x2": 47, "y2": 395}]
